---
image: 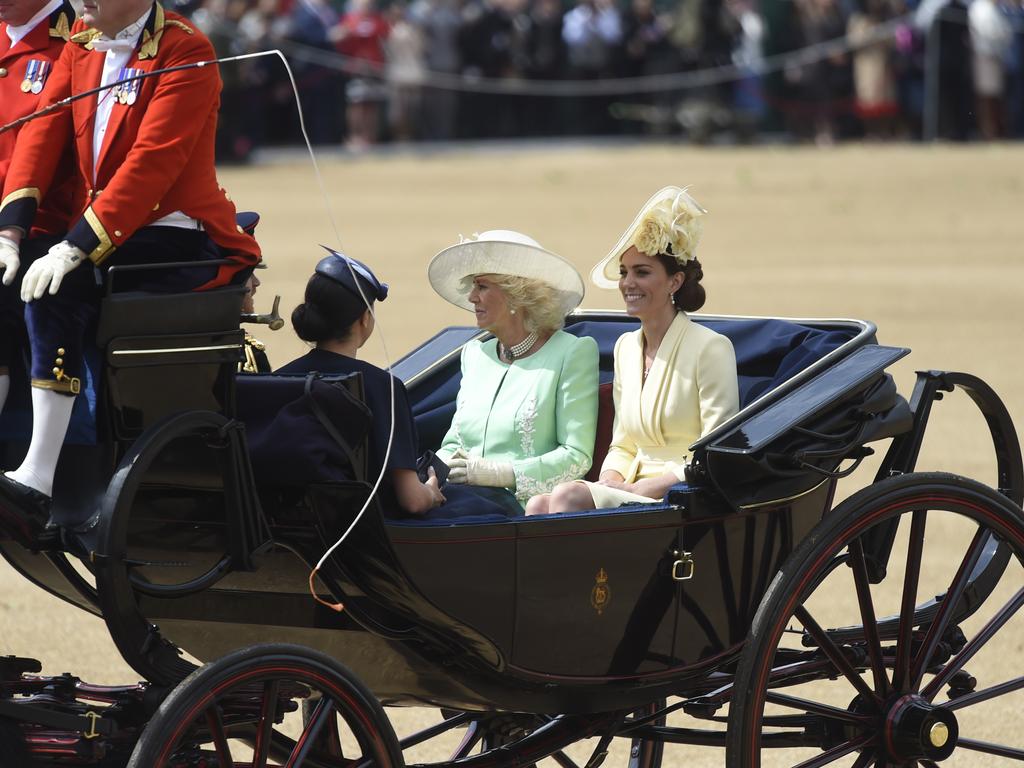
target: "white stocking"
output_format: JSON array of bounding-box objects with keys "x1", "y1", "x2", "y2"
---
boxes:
[{"x1": 6, "y1": 387, "x2": 76, "y2": 496}]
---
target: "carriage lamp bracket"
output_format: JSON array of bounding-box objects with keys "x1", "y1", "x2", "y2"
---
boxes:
[{"x1": 671, "y1": 550, "x2": 695, "y2": 581}]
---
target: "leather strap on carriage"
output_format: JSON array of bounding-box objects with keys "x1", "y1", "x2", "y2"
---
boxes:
[
  {"x1": 0, "y1": 698, "x2": 114, "y2": 738},
  {"x1": 304, "y1": 372, "x2": 365, "y2": 484},
  {"x1": 303, "y1": 371, "x2": 362, "y2": 614}
]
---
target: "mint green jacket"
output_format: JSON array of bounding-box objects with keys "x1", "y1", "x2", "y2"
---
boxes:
[{"x1": 438, "y1": 330, "x2": 599, "y2": 507}]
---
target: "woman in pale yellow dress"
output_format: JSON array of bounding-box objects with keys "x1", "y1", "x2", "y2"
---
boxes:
[{"x1": 526, "y1": 186, "x2": 739, "y2": 515}]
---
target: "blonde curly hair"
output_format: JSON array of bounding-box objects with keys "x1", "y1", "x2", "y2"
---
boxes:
[{"x1": 460, "y1": 274, "x2": 569, "y2": 335}]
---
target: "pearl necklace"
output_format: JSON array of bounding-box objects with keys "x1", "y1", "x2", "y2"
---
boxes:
[{"x1": 499, "y1": 331, "x2": 539, "y2": 362}]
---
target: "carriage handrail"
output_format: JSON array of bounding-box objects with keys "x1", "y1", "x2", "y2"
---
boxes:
[
  {"x1": 700, "y1": 344, "x2": 909, "y2": 456},
  {"x1": 686, "y1": 314, "x2": 879, "y2": 453}
]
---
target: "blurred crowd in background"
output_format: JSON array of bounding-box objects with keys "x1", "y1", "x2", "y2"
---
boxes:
[{"x1": 170, "y1": 0, "x2": 1024, "y2": 159}]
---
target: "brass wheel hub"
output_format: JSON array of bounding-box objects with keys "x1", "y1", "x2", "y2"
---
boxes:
[{"x1": 883, "y1": 694, "x2": 958, "y2": 762}]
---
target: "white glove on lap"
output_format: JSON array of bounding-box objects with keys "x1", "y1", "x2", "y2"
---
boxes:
[
  {"x1": 447, "y1": 449, "x2": 515, "y2": 488},
  {"x1": 0, "y1": 235, "x2": 20, "y2": 287},
  {"x1": 21, "y1": 240, "x2": 86, "y2": 301}
]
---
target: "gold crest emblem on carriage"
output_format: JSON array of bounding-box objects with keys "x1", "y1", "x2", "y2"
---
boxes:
[{"x1": 590, "y1": 568, "x2": 611, "y2": 615}]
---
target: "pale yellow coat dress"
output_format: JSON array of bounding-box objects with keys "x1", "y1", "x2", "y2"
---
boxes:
[{"x1": 584, "y1": 312, "x2": 740, "y2": 507}]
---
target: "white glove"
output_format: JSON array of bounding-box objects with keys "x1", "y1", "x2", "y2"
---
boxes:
[
  {"x1": 21, "y1": 240, "x2": 86, "y2": 301},
  {"x1": 0, "y1": 234, "x2": 20, "y2": 287},
  {"x1": 447, "y1": 450, "x2": 515, "y2": 488}
]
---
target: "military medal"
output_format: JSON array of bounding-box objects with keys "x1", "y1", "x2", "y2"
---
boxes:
[
  {"x1": 114, "y1": 67, "x2": 128, "y2": 104},
  {"x1": 30, "y1": 61, "x2": 49, "y2": 94},
  {"x1": 121, "y1": 68, "x2": 143, "y2": 106},
  {"x1": 21, "y1": 60, "x2": 37, "y2": 93}
]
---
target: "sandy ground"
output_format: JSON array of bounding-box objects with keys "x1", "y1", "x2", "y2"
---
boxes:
[{"x1": 2, "y1": 143, "x2": 1023, "y2": 765}]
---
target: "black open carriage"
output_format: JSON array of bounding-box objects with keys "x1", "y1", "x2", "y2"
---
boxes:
[{"x1": 0, "y1": 265, "x2": 1022, "y2": 767}]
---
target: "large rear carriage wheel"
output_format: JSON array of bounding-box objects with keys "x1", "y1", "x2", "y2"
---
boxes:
[
  {"x1": 128, "y1": 643, "x2": 403, "y2": 767},
  {"x1": 728, "y1": 473, "x2": 1024, "y2": 767}
]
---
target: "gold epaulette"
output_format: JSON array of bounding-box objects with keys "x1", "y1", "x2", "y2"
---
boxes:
[
  {"x1": 70, "y1": 27, "x2": 101, "y2": 47},
  {"x1": 165, "y1": 19, "x2": 194, "y2": 34}
]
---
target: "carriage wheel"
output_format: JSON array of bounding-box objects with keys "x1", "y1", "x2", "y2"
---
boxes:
[
  {"x1": 127, "y1": 643, "x2": 403, "y2": 768},
  {"x1": 727, "y1": 472, "x2": 1024, "y2": 767}
]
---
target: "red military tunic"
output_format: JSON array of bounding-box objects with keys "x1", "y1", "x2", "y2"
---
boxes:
[
  {"x1": 0, "y1": 0, "x2": 75, "y2": 235},
  {"x1": 0, "y1": 3, "x2": 260, "y2": 287}
]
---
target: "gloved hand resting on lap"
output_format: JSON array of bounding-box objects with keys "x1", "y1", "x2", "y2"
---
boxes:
[
  {"x1": 447, "y1": 448, "x2": 515, "y2": 488},
  {"x1": 21, "y1": 240, "x2": 86, "y2": 301}
]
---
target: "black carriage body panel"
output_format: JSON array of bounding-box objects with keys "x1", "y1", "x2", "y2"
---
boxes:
[
  {"x1": 124, "y1": 473, "x2": 832, "y2": 712},
  {"x1": 0, "y1": 308, "x2": 940, "y2": 715},
  {"x1": 389, "y1": 480, "x2": 831, "y2": 679}
]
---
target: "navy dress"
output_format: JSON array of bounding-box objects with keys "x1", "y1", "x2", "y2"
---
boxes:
[{"x1": 276, "y1": 350, "x2": 511, "y2": 521}]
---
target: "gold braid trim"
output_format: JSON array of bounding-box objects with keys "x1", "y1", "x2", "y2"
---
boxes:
[
  {"x1": 70, "y1": 27, "x2": 101, "y2": 47},
  {"x1": 240, "y1": 334, "x2": 266, "y2": 373},
  {"x1": 165, "y1": 19, "x2": 194, "y2": 34},
  {"x1": 137, "y1": 4, "x2": 165, "y2": 59},
  {"x1": 83, "y1": 207, "x2": 115, "y2": 264},
  {"x1": 1, "y1": 188, "x2": 41, "y2": 209},
  {"x1": 49, "y1": 12, "x2": 72, "y2": 41},
  {"x1": 32, "y1": 377, "x2": 81, "y2": 395}
]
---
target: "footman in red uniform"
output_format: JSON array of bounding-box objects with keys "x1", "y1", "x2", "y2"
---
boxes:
[
  {"x1": 0, "y1": 0, "x2": 75, "y2": 423},
  {"x1": 0, "y1": 0, "x2": 261, "y2": 510}
]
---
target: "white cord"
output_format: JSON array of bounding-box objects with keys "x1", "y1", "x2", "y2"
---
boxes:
[{"x1": 235, "y1": 51, "x2": 397, "y2": 577}]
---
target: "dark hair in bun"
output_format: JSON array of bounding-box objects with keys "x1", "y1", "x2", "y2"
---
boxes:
[
  {"x1": 655, "y1": 254, "x2": 706, "y2": 313},
  {"x1": 291, "y1": 273, "x2": 371, "y2": 343}
]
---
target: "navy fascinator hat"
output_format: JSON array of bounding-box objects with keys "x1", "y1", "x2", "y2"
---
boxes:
[{"x1": 315, "y1": 247, "x2": 389, "y2": 303}]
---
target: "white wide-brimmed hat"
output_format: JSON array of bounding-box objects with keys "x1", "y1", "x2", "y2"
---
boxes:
[
  {"x1": 428, "y1": 230, "x2": 585, "y2": 314},
  {"x1": 590, "y1": 186, "x2": 708, "y2": 289}
]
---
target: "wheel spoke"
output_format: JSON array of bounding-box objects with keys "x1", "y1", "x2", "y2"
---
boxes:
[
  {"x1": 922, "y1": 585, "x2": 1024, "y2": 701},
  {"x1": 893, "y1": 510, "x2": 927, "y2": 692},
  {"x1": 794, "y1": 606, "x2": 878, "y2": 705},
  {"x1": 957, "y1": 736, "x2": 1024, "y2": 760},
  {"x1": 946, "y1": 675, "x2": 1024, "y2": 711},
  {"x1": 204, "y1": 705, "x2": 233, "y2": 767},
  {"x1": 850, "y1": 750, "x2": 875, "y2": 768},
  {"x1": 450, "y1": 720, "x2": 483, "y2": 760},
  {"x1": 551, "y1": 750, "x2": 582, "y2": 768},
  {"x1": 285, "y1": 697, "x2": 337, "y2": 768},
  {"x1": 250, "y1": 679, "x2": 279, "y2": 768},
  {"x1": 849, "y1": 538, "x2": 890, "y2": 696},
  {"x1": 765, "y1": 691, "x2": 873, "y2": 725},
  {"x1": 399, "y1": 712, "x2": 474, "y2": 750},
  {"x1": 791, "y1": 734, "x2": 874, "y2": 768},
  {"x1": 911, "y1": 527, "x2": 988, "y2": 689}
]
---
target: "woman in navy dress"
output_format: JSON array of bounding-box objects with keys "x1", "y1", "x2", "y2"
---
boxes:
[
  {"x1": 276, "y1": 248, "x2": 442, "y2": 516},
  {"x1": 277, "y1": 249, "x2": 509, "y2": 521}
]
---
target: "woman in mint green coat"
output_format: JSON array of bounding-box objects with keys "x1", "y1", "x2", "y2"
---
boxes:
[{"x1": 428, "y1": 230, "x2": 599, "y2": 514}]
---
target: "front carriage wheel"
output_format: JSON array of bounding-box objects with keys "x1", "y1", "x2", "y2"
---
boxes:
[
  {"x1": 727, "y1": 473, "x2": 1024, "y2": 767},
  {"x1": 128, "y1": 643, "x2": 403, "y2": 768}
]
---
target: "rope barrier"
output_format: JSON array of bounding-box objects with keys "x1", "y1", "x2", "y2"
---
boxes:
[{"x1": 263, "y1": 13, "x2": 912, "y2": 97}]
